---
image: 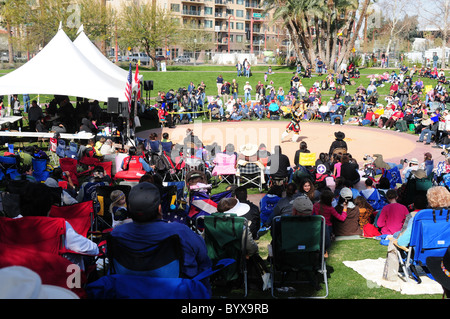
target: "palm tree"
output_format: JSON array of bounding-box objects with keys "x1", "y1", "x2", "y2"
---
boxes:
[{"x1": 264, "y1": 0, "x2": 372, "y2": 71}]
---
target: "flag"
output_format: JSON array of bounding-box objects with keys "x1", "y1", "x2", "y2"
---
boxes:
[
  {"x1": 134, "y1": 63, "x2": 141, "y2": 101},
  {"x1": 188, "y1": 190, "x2": 232, "y2": 218},
  {"x1": 125, "y1": 63, "x2": 132, "y2": 113}
]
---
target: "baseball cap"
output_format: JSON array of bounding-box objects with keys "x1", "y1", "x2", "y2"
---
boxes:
[
  {"x1": 292, "y1": 196, "x2": 313, "y2": 215},
  {"x1": 340, "y1": 187, "x2": 353, "y2": 200},
  {"x1": 127, "y1": 182, "x2": 161, "y2": 222}
]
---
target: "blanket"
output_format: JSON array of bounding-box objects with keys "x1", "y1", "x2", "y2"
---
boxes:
[{"x1": 343, "y1": 258, "x2": 443, "y2": 295}]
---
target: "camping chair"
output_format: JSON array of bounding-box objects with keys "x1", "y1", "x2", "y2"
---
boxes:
[
  {"x1": 65, "y1": 142, "x2": 79, "y2": 159},
  {"x1": 0, "y1": 216, "x2": 67, "y2": 255},
  {"x1": 0, "y1": 242, "x2": 87, "y2": 298},
  {"x1": 237, "y1": 162, "x2": 263, "y2": 192},
  {"x1": 211, "y1": 152, "x2": 237, "y2": 187},
  {"x1": 270, "y1": 215, "x2": 328, "y2": 298},
  {"x1": 395, "y1": 208, "x2": 450, "y2": 283},
  {"x1": 56, "y1": 139, "x2": 67, "y2": 158},
  {"x1": 59, "y1": 157, "x2": 79, "y2": 187},
  {"x1": 160, "y1": 184, "x2": 190, "y2": 226},
  {"x1": 95, "y1": 185, "x2": 132, "y2": 232},
  {"x1": 113, "y1": 155, "x2": 147, "y2": 182},
  {"x1": 49, "y1": 200, "x2": 94, "y2": 239},
  {"x1": 106, "y1": 234, "x2": 184, "y2": 278},
  {"x1": 0, "y1": 155, "x2": 20, "y2": 183},
  {"x1": 32, "y1": 157, "x2": 50, "y2": 182},
  {"x1": 161, "y1": 151, "x2": 183, "y2": 182},
  {"x1": 91, "y1": 231, "x2": 234, "y2": 299},
  {"x1": 197, "y1": 213, "x2": 249, "y2": 297}
]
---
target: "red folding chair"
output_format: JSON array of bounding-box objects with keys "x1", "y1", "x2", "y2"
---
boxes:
[
  {"x1": 59, "y1": 157, "x2": 79, "y2": 187},
  {"x1": 0, "y1": 216, "x2": 66, "y2": 255},
  {"x1": 0, "y1": 243, "x2": 87, "y2": 298},
  {"x1": 49, "y1": 201, "x2": 94, "y2": 238}
]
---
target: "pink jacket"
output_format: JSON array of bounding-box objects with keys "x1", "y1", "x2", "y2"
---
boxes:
[
  {"x1": 376, "y1": 202, "x2": 409, "y2": 235},
  {"x1": 313, "y1": 203, "x2": 347, "y2": 227}
]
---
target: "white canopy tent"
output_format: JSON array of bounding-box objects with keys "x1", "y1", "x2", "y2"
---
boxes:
[
  {"x1": 0, "y1": 26, "x2": 129, "y2": 102},
  {"x1": 73, "y1": 26, "x2": 142, "y2": 87}
]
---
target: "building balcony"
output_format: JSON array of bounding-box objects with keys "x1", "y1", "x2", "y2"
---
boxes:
[
  {"x1": 182, "y1": 10, "x2": 204, "y2": 17},
  {"x1": 181, "y1": 0, "x2": 205, "y2": 4},
  {"x1": 214, "y1": 0, "x2": 227, "y2": 6},
  {"x1": 214, "y1": 12, "x2": 227, "y2": 18}
]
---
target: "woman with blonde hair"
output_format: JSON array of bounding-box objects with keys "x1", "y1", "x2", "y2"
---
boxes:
[{"x1": 396, "y1": 186, "x2": 450, "y2": 247}]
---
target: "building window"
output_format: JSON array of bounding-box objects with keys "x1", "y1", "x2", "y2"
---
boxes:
[
  {"x1": 205, "y1": 20, "x2": 213, "y2": 28},
  {"x1": 236, "y1": 22, "x2": 244, "y2": 30},
  {"x1": 237, "y1": 0, "x2": 244, "y2": 5},
  {"x1": 236, "y1": 35, "x2": 243, "y2": 42},
  {"x1": 236, "y1": 10, "x2": 243, "y2": 17},
  {"x1": 171, "y1": 4, "x2": 180, "y2": 12},
  {"x1": 204, "y1": 6, "x2": 213, "y2": 15}
]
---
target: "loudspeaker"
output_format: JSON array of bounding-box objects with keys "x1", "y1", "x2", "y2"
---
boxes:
[
  {"x1": 144, "y1": 80, "x2": 153, "y2": 91},
  {"x1": 120, "y1": 102, "x2": 129, "y2": 118},
  {"x1": 107, "y1": 97, "x2": 119, "y2": 114}
]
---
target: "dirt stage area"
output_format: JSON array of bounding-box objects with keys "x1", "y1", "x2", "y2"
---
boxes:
[{"x1": 136, "y1": 120, "x2": 448, "y2": 167}]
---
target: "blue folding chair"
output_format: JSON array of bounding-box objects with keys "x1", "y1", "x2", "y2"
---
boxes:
[
  {"x1": 397, "y1": 208, "x2": 450, "y2": 283},
  {"x1": 32, "y1": 158, "x2": 50, "y2": 182},
  {"x1": 65, "y1": 142, "x2": 78, "y2": 159},
  {"x1": 0, "y1": 156, "x2": 20, "y2": 183}
]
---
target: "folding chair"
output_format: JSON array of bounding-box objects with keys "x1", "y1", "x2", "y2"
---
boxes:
[
  {"x1": 0, "y1": 155, "x2": 20, "y2": 183},
  {"x1": 113, "y1": 155, "x2": 147, "y2": 182},
  {"x1": 395, "y1": 208, "x2": 450, "y2": 283},
  {"x1": 95, "y1": 185, "x2": 132, "y2": 231},
  {"x1": 32, "y1": 157, "x2": 50, "y2": 182},
  {"x1": 237, "y1": 162, "x2": 263, "y2": 192},
  {"x1": 197, "y1": 213, "x2": 249, "y2": 297},
  {"x1": 56, "y1": 139, "x2": 67, "y2": 158},
  {"x1": 0, "y1": 216, "x2": 67, "y2": 255},
  {"x1": 211, "y1": 152, "x2": 236, "y2": 187},
  {"x1": 65, "y1": 142, "x2": 79, "y2": 159},
  {"x1": 270, "y1": 215, "x2": 328, "y2": 298},
  {"x1": 106, "y1": 234, "x2": 183, "y2": 277},
  {"x1": 0, "y1": 243, "x2": 87, "y2": 298},
  {"x1": 86, "y1": 255, "x2": 235, "y2": 299},
  {"x1": 49, "y1": 201, "x2": 94, "y2": 239},
  {"x1": 59, "y1": 157, "x2": 79, "y2": 187}
]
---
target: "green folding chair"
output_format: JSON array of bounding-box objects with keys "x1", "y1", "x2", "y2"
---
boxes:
[
  {"x1": 270, "y1": 215, "x2": 328, "y2": 298},
  {"x1": 198, "y1": 213, "x2": 248, "y2": 297}
]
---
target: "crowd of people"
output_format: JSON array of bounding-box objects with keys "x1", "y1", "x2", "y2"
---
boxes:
[
  {"x1": 2, "y1": 60, "x2": 450, "y2": 298},
  {"x1": 152, "y1": 62, "x2": 450, "y2": 150}
]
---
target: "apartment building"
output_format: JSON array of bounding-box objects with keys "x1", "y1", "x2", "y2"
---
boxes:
[{"x1": 108, "y1": 0, "x2": 287, "y2": 60}]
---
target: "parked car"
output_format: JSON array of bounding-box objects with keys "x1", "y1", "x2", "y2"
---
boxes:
[
  {"x1": 174, "y1": 55, "x2": 191, "y2": 63},
  {"x1": 131, "y1": 52, "x2": 151, "y2": 65},
  {"x1": 155, "y1": 55, "x2": 169, "y2": 61}
]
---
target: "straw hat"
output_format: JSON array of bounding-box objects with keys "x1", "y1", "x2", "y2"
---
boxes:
[{"x1": 240, "y1": 144, "x2": 258, "y2": 157}]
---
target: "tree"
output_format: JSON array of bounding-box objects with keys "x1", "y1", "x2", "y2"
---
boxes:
[
  {"x1": 264, "y1": 0, "x2": 373, "y2": 71},
  {"x1": 77, "y1": 0, "x2": 116, "y2": 55},
  {"x1": 0, "y1": 0, "x2": 28, "y2": 64},
  {"x1": 379, "y1": 0, "x2": 413, "y2": 56},
  {"x1": 177, "y1": 19, "x2": 214, "y2": 65},
  {"x1": 117, "y1": 0, "x2": 178, "y2": 67},
  {"x1": 414, "y1": 0, "x2": 450, "y2": 68}
]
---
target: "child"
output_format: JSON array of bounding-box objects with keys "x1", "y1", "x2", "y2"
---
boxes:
[
  {"x1": 109, "y1": 190, "x2": 132, "y2": 228},
  {"x1": 333, "y1": 153, "x2": 342, "y2": 179}
]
